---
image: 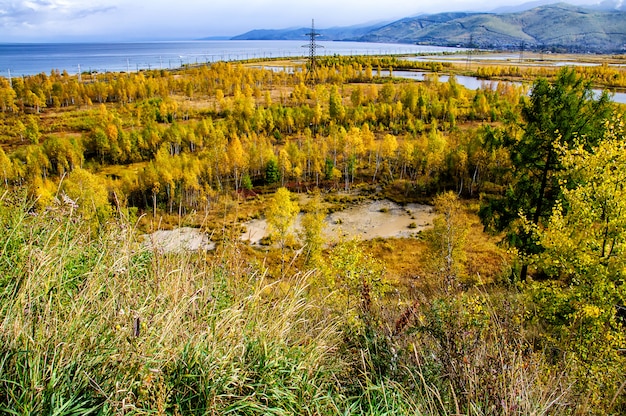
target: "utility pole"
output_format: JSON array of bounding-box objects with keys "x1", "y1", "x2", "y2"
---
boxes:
[
  {"x1": 466, "y1": 34, "x2": 474, "y2": 70},
  {"x1": 303, "y1": 19, "x2": 322, "y2": 83}
]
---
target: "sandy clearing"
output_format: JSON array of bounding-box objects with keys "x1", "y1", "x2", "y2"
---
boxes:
[
  {"x1": 143, "y1": 227, "x2": 216, "y2": 252},
  {"x1": 145, "y1": 199, "x2": 436, "y2": 253},
  {"x1": 241, "y1": 199, "x2": 435, "y2": 245}
]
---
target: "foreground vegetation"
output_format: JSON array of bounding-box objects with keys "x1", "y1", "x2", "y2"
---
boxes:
[
  {"x1": 0, "y1": 184, "x2": 623, "y2": 414},
  {"x1": 0, "y1": 55, "x2": 625, "y2": 414}
]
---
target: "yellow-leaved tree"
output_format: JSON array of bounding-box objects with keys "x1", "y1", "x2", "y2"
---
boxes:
[
  {"x1": 62, "y1": 167, "x2": 112, "y2": 230},
  {"x1": 427, "y1": 191, "x2": 469, "y2": 293},
  {"x1": 524, "y1": 117, "x2": 626, "y2": 412},
  {"x1": 299, "y1": 189, "x2": 326, "y2": 267},
  {"x1": 265, "y1": 187, "x2": 299, "y2": 276}
]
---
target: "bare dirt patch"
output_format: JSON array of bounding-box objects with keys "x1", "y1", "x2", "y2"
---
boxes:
[
  {"x1": 241, "y1": 199, "x2": 435, "y2": 246},
  {"x1": 143, "y1": 227, "x2": 215, "y2": 252},
  {"x1": 145, "y1": 199, "x2": 435, "y2": 253},
  {"x1": 325, "y1": 200, "x2": 434, "y2": 241}
]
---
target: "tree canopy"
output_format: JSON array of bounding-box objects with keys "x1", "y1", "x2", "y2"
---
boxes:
[{"x1": 479, "y1": 68, "x2": 614, "y2": 280}]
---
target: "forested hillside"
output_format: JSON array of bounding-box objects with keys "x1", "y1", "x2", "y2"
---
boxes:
[
  {"x1": 233, "y1": 4, "x2": 626, "y2": 53},
  {"x1": 0, "y1": 55, "x2": 625, "y2": 414},
  {"x1": 359, "y1": 4, "x2": 626, "y2": 52}
]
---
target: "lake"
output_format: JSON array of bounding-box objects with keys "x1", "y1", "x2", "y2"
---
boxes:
[
  {"x1": 2, "y1": 41, "x2": 623, "y2": 104},
  {"x1": 0, "y1": 40, "x2": 461, "y2": 77},
  {"x1": 388, "y1": 70, "x2": 626, "y2": 104}
]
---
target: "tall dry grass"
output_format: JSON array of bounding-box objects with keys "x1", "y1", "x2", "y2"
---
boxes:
[
  {"x1": 1, "y1": 191, "x2": 613, "y2": 415},
  {"x1": 0, "y1": 192, "x2": 348, "y2": 414}
]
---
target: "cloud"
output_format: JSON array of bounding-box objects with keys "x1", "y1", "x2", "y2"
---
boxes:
[
  {"x1": 0, "y1": 0, "x2": 601, "y2": 42},
  {"x1": 0, "y1": 0, "x2": 116, "y2": 24},
  {"x1": 0, "y1": 0, "x2": 119, "y2": 40},
  {"x1": 70, "y1": 5, "x2": 116, "y2": 19}
]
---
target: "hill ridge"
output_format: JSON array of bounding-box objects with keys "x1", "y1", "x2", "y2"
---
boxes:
[{"x1": 228, "y1": 3, "x2": 626, "y2": 53}]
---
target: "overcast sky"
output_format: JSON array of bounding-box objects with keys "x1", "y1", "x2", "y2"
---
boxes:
[{"x1": 0, "y1": 0, "x2": 601, "y2": 42}]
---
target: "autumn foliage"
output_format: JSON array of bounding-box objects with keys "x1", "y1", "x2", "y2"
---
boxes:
[{"x1": 0, "y1": 56, "x2": 625, "y2": 414}]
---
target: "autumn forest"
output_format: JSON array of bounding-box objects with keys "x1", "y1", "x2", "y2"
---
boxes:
[{"x1": 0, "y1": 53, "x2": 625, "y2": 415}]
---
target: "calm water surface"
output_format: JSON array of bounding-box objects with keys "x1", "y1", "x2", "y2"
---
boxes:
[
  {"x1": 390, "y1": 70, "x2": 626, "y2": 104},
  {"x1": 2, "y1": 41, "x2": 623, "y2": 104},
  {"x1": 0, "y1": 40, "x2": 460, "y2": 76}
]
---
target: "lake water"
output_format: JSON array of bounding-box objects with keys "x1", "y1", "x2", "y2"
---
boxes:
[
  {"x1": 389, "y1": 70, "x2": 626, "y2": 104},
  {"x1": 387, "y1": 70, "x2": 525, "y2": 90},
  {"x1": 0, "y1": 40, "x2": 461, "y2": 77},
  {"x1": 2, "y1": 41, "x2": 623, "y2": 104}
]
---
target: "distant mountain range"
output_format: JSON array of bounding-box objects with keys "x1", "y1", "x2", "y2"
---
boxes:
[{"x1": 224, "y1": 2, "x2": 626, "y2": 53}]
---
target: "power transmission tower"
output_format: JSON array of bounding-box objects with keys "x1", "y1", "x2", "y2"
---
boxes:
[
  {"x1": 466, "y1": 34, "x2": 474, "y2": 70},
  {"x1": 303, "y1": 19, "x2": 323, "y2": 83}
]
